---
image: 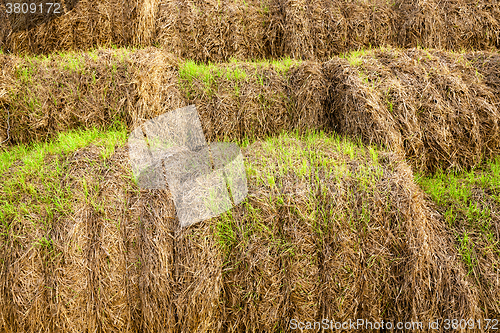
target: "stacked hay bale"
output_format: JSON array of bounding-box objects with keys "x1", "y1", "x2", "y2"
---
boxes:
[
  {"x1": 178, "y1": 59, "x2": 330, "y2": 141},
  {"x1": 267, "y1": 0, "x2": 397, "y2": 60},
  {"x1": 1, "y1": 47, "x2": 184, "y2": 145},
  {"x1": 155, "y1": 0, "x2": 271, "y2": 62},
  {"x1": 4, "y1": 47, "x2": 500, "y2": 172},
  {"x1": 1, "y1": 0, "x2": 500, "y2": 58},
  {"x1": 1, "y1": 48, "x2": 331, "y2": 145},
  {"x1": 395, "y1": 0, "x2": 500, "y2": 51},
  {"x1": 324, "y1": 48, "x2": 500, "y2": 172},
  {"x1": 1, "y1": 0, "x2": 159, "y2": 54},
  {"x1": 0, "y1": 133, "x2": 484, "y2": 331},
  {"x1": 2, "y1": 49, "x2": 135, "y2": 144}
]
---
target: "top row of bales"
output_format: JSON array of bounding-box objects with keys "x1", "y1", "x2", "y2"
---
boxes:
[{"x1": 0, "y1": 0, "x2": 499, "y2": 60}]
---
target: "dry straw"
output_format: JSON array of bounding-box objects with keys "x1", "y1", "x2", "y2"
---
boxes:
[
  {"x1": 1, "y1": 135, "x2": 489, "y2": 331},
  {"x1": 395, "y1": 0, "x2": 500, "y2": 51},
  {"x1": 267, "y1": 0, "x2": 397, "y2": 60},
  {"x1": 1, "y1": 0, "x2": 499, "y2": 58},
  {"x1": 324, "y1": 48, "x2": 500, "y2": 171},
  {"x1": 2, "y1": 0, "x2": 157, "y2": 54},
  {"x1": 3, "y1": 47, "x2": 500, "y2": 171}
]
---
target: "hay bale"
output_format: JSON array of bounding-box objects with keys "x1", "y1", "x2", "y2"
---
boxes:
[
  {"x1": 180, "y1": 61, "x2": 291, "y2": 141},
  {"x1": 395, "y1": 0, "x2": 500, "y2": 50},
  {"x1": 180, "y1": 60, "x2": 330, "y2": 142},
  {"x1": 174, "y1": 223, "x2": 224, "y2": 332},
  {"x1": 267, "y1": 0, "x2": 397, "y2": 60},
  {"x1": 166, "y1": 0, "x2": 233, "y2": 62},
  {"x1": 133, "y1": 0, "x2": 162, "y2": 46},
  {"x1": 287, "y1": 61, "x2": 330, "y2": 131},
  {"x1": 126, "y1": 190, "x2": 177, "y2": 332},
  {"x1": 127, "y1": 47, "x2": 185, "y2": 127},
  {"x1": 324, "y1": 48, "x2": 500, "y2": 171},
  {"x1": 3, "y1": 48, "x2": 184, "y2": 145},
  {"x1": 1, "y1": 130, "x2": 491, "y2": 330},
  {"x1": 229, "y1": 0, "x2": 270, "y2": 61},
  {"x1": 49, "y1": 147, "x2": 133, "y2": 332},
  {"x1": 6, "y1": 49, "x2": 134, "y2": 145},
  {"x1": 4, "y1": 0, "x2": 158, "y2": 54},
  {"x1": 156, "y1": 0, "x2": 270, "y2": 62},
  {"x1": 221, "y1": 134, "x2": 480, "y2": 328},
  {"x1": 0, "y1": 155, "x2": 65, "y2": 332},
  {"x1": 155, "y1": 0, "x2": 181, "y2": 57},
  {"x1": 1, "y1": 208, "x2": 52, "y2": 332}
]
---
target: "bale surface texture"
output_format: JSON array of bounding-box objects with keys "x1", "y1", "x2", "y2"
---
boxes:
[
  {"x1": 1, "y1": 0, "x2": 499, "y2": 58},
  {"x1": 0, "y1": 133, "x2": 493, "y2": 331}
]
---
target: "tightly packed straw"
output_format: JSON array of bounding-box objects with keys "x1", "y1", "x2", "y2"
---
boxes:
[
  {"x1": 1, "y1": 0, "x2": 499, "y2": 58},
  {"x1": 266, "y1": 0, "x2": 398, "y2": 59},
  {"x1": 2, "y1": 47, "x2": 500, "y2": 172},
  {"x1": 1, "y1": 0, "x2": 157, "y2": 54},
  {"x1": 395, "y1": 0, "x2": 500, "y2": 51},
  {"x1": 1, "y1": 134, "x2": 489, "y2": 331},
  {"x1": 324, "y1": 48, "x2": 500, "y2": 171}
]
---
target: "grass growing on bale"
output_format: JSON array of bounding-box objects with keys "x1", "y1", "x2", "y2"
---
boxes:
[
  {"x1": 0, "y1": 47, "x2": 183, "y2": 146},
  {"x1": 4, "y1": 46, "x2": 500, "y2": 177},
  {"x1": 417, "y1": 159, "x2": 500, "y2": 314},
  {"x1": 0, "y1": 125, "x2": 128, "y2": 332},
  {"x1": 0, "y1": 125, "x2": 127, "y2": 223},
  {"x1": 1, "y1": 126, "x2": 494, "y2": 331},
  {"x1": 1, "y1": 48, "x2": 318, "y2": 148},
  {"x1": 214, "y1": 130, "x2": 482, "y2": 330},
  {"x1": 177, "y1": 57, "x2": 322, "y2": 143}
]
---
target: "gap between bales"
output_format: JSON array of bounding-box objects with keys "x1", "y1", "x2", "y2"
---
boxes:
[{"x1": 0, "y1": 128, "x2": 492, "y2": 331}]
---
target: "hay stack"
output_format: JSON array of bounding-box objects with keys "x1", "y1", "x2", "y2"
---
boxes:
[
  {"x1": 127, "y1": 47, "x2": 185, "y2": 127},
  {"x1": 267, "y1": 0, "x2": 397, "y2": 60},
  {"x1": 5, "y1": 49, "x2": 133, "y2": 144},
  {"x1": 4, "y1": 48, "x2": 184, "y2": 145},
  {"x1": 157, "y1": 0, "x2": 270, "y2": 62},
  {"x1": 2, "y1": 0, "x2": 500, "y2": 58},
  {"x1": 4, "y1": 47, "x2": 500, "y2": 171},
  {"x1": 324, "y1": 48, "x2": 500, "y2": 171},
  {"x1": 223, "y1": 135, "x2": 479, "y2": 328},
  {"x1": 180, "y1": 60, "x2": 330, "y2": 141},
  {"x1": 180, "y1": 61, "x2": 290, "y2": 141},
  {"x1": 3, "y1": 0, "x2": 158, "y2": 54},
  {"x1": 0, "y1": 132, "x2": 492, "y2": 331},
  {"x1": 395, "y1": 0, "x2": 500, "y2": 50}
]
